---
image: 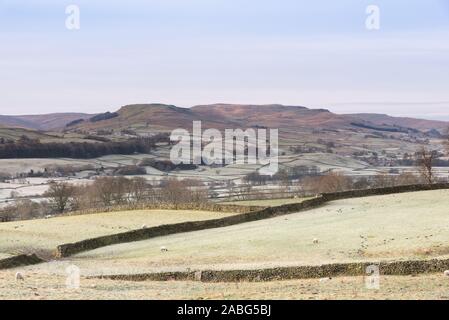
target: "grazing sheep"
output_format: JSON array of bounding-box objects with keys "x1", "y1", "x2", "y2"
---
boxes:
[
  {"x1": 15, "y1": 272, "x2": 24, "y2": 281},
  {"x1": 313, "y1": 238, "x2": 319, "y2": 244},
  {"x1": 160, "y1": 246, "x2": 168, "y2": 252},
  {"x1": 141, "y1": 224, "x2": 147, "y2": 229},
  {"x1": 444, "y1": 270, "x2": 449, "y2": 277},
  {"x1": 319, "y1": 277, "x2": 332, "y2": 282}
]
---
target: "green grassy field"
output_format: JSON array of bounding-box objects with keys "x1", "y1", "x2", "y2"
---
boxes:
[
  {"x1": 51, "y1": 189, "x2": 449, "y2": 275},
  {"x1": 0, "y1": 210, "x2": 237, "y2": 258}
]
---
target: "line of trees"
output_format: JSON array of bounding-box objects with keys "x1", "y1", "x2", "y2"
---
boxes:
[
  {"x1": 0, "y1": 134, "x2": 169, "y2": 159},
  {"x1": 46, "y1": 177, "x2": 208, "y2": 213},
  {"x1": 0, "y1": 177, "x2": 208, "y2": 222}
]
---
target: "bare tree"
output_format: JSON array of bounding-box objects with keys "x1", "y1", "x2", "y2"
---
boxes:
[
  {"x1": 303, "y1": 172, "x2": 353, "y2": 194},
  {"x1": 129, "y1": 177, "x2": 148, "y2": 204},
  {"x1": 416, "y1": 147, "x2": 437, "y2": 185},
  {"x1": 372, "y1": 172, "x2": 394, "y2": 188},
  {"x1": 394, "y1": 172, "x2": 422, "y2": 186},
  {"x1": 71, "y1": 182, "x2": 96, "y2": 210},
  {"x1": 93, "y1": 177, "x2": 116, "y2": 206},
  {"x1": 158, "y1": 178, "x2": 207, "y2": 205},
  {"x1": 111, "y1": 177, "x2": 130, "y2": 204},
  {"x1": 45, "y1": 182, "x2": 75, "y2": 213}
]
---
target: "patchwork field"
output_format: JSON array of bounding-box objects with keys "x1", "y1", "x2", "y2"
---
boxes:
[{"x1": 0, "y1": 210, "x2": 238, "y2": 258}]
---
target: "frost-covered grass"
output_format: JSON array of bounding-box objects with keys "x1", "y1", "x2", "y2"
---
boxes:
[
  {"x1": 0, "y1": 209, "x2": 237, "y2": 257},
  {"x1": 61, "y1": 190, "x2": 449, "y2": 275},
  {"x1": 1, "y1": 270, "x2": 449, "y2": 300}
]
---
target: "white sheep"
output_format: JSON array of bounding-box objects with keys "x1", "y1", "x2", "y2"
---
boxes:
[
  {"x1": 313, "y1": 238, "x2": 319, "y2": 244},
  {"x1": 15, "y1": 272, "x2": 24, "y2": 281},
  {"x1": 160, "y1": 246, "x2": 168, "y2": 252},
  {"x1": 141, "y1": 224, "x2": 147, "y2": 229},
  {"x1": 444, "y1": 270, "x2": 449, "y2": 277},
  {"x1": 319, "y1": 277, "x2": 332, "y2": 282}
]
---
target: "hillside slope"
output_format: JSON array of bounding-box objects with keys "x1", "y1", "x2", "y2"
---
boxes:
[
  {"x1": 66, "y1": 103, "x2": 449, "y2": 134},
  {"x1": 0, "y1": 113, "x2": 93, "y2": 130},
  {"x1": 2, "y1": 104, "x2": 448, "y2": 135},
  {"x1": 348, "y1": 113, "x2": 449, "y2": 132}
]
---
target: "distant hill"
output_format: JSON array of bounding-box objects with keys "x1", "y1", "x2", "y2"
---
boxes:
[
  {"x1": 347, "y1": 113, "x2": 449, "y2": 133},
  {"x1": 65, "y1": 103, "x2": 449, "y2": 134},
  {"x1": 192, "y1": 104, "x2": 351, "y2": 129},
  {"x1": 1, "y1": 104, "x2": 448, "y2": 135},
  {"x1": 0, "y1": 115, "x2": 38, "y2": 130},
  {"x1": 66, "y1": 104, "x2": 236, "y2": 132},
  {"x1": 66, "y1": 103, "x2": 355, "y2": 132},
  {"x1": 0, "y1": 113, "x2": 94, "y2": 131}
]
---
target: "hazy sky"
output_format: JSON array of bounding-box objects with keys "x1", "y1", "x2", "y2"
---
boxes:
[{"x1": 1, "y1": 0, "x2": 449, "y2": 119}]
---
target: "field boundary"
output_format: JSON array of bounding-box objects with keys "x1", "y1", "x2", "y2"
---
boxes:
[
  {"x1": 67, "y1": 203, "x2": 264, "y2": 217},
  {"x1": 322, "y1": 183, "x2": 449, "y2": 201},
  {"x1": 56, "y1": 182, "x2": 449, "y2": 258},
  {"x1": 0, "y1": 254, "x2": 45, "y2": 270},
  {"x1": 90, "y1": 258, "x2": 449, "y2": 282}
]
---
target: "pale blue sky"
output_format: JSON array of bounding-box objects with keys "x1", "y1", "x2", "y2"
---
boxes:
[{"x1": 1, "y1": 0, "x2": 449, "y2": 119}]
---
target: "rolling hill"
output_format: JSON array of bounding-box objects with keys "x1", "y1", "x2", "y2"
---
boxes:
[
  {"x1": 0, "y1": 113, "x2": 93, "y2": 131},
  {"x1": 64, "y1": 103, "x2": 449, "y2": 135},
  {"x1": 1, "y1": 104, "x2": 448, "y2": 137}
]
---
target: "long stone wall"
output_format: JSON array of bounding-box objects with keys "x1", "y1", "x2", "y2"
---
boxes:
[
  {"x1": 56, "y1": 183, "x2": 449, "y2": 258},
  {"x1": 67, "y1": 202, "x2": 262, "y2": 217},
  {"x1": 92, "y1": 258, "x2": 449, "y2": 282},
  {"x1": 0, "y1": 254, "x2": 45, "y2": 270},
  {"x1": 322, "y1": 183, "x2": 449, "y2": 201}
]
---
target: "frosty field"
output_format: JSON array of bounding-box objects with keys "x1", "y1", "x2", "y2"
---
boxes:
[
  {"x1": 0, "y1": 209, "x2": 237, "y2": 258},
  {"x1": 14, "y1": 190, "x2": 449, "y2": 277}
]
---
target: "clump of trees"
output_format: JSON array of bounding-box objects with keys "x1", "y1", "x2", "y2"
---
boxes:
[
  {"x1": 302, "y1": 172, "x2": 353, "y2": 194},
  {"x1": 66, "y1": 119, "x2": 85, "y2": 127},
  {"x1": 138, "y1": 158, "x2": 198, "y2": 172},
  {"x1": 0, "y1": 200, "x2": 51, "y2": 222},
  {"x1": 114, "y1": 165, "x2": 147, "y2": 176},
  {"x1": 44, "y1": 182, "x2": 75, "y2": 213},
  {"x1": 301, "y1": 170, "x2": 427, "y2": 195},
  {"x1": 89, "y1": 112, "x2": 119, "y2": 123}
]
